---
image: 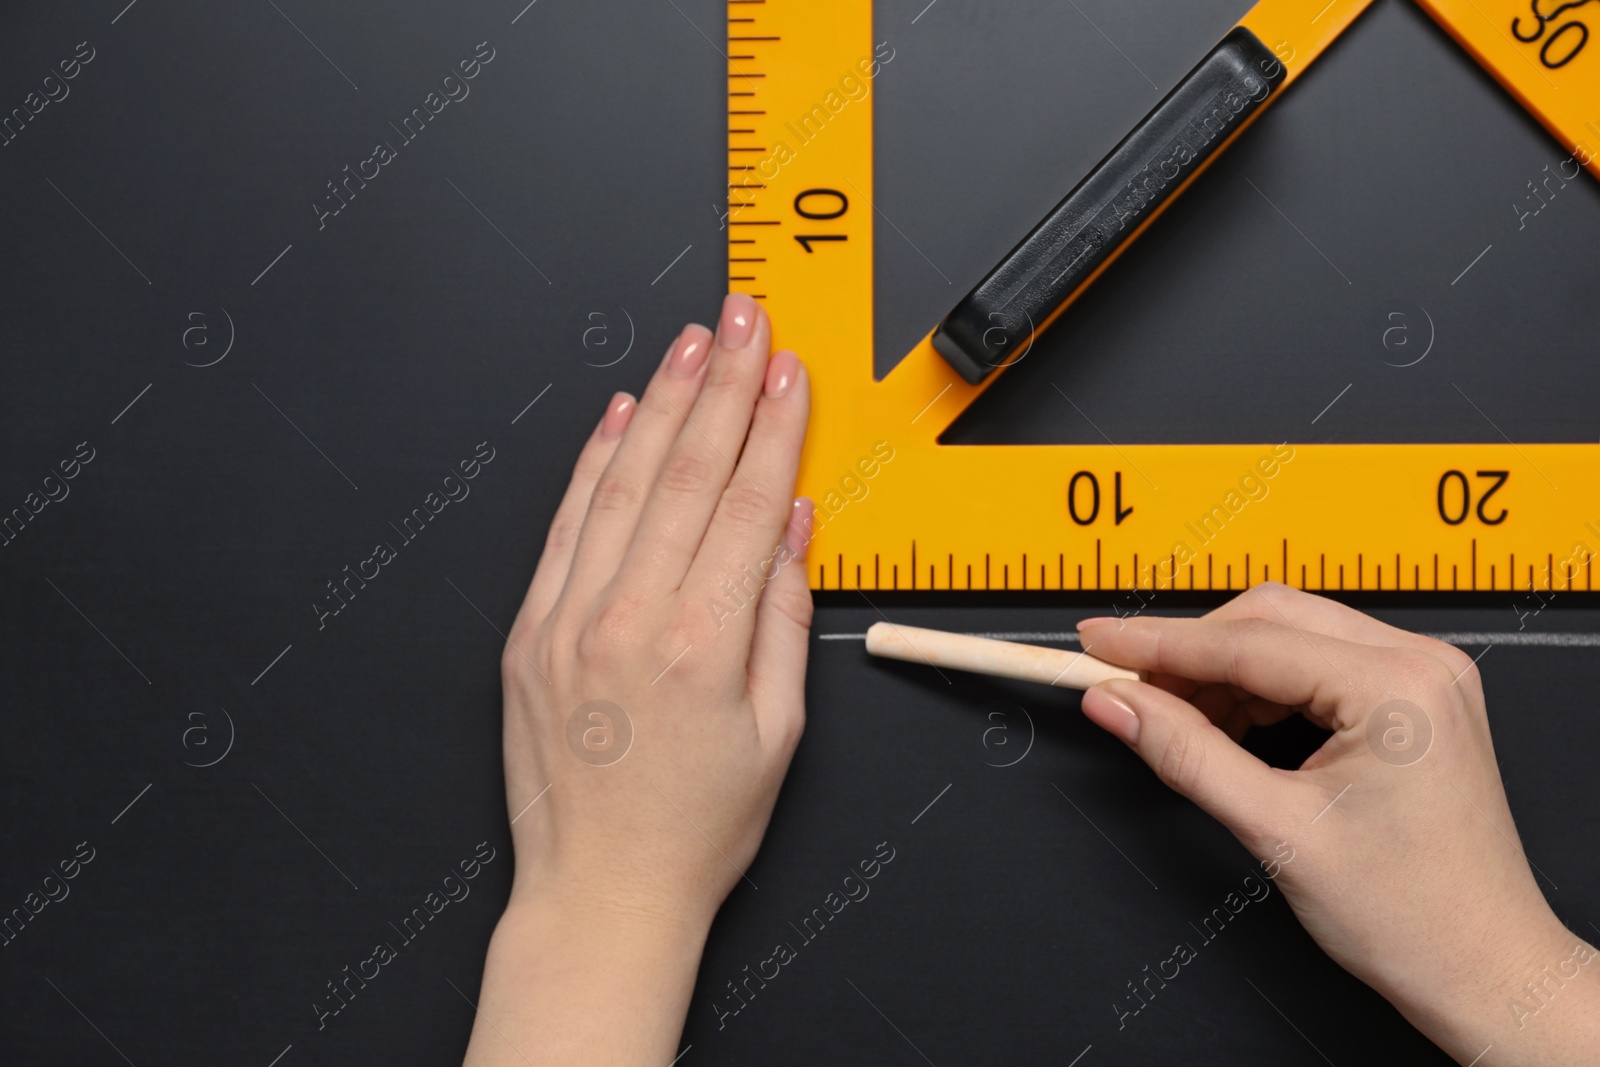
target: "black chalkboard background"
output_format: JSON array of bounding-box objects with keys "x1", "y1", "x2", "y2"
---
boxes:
[{"x1": 2, "y1": 0, "x2": 1597, "y2": 1064}]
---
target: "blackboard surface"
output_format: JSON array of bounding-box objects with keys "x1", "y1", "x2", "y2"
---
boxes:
[{"x1": 2, "y1": 1, "x2": 1596, "y2": 1064}]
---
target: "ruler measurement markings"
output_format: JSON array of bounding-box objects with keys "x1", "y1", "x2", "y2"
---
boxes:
[{"x1": 729, "y1": 1, "x2": 1600, "y2": 594}]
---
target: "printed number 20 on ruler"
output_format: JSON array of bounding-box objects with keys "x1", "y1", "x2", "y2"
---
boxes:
[{"x1": 725, "y1": 0, "x2": 1600, "y2": 594}]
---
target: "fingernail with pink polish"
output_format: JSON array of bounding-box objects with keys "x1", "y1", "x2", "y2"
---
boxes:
[
  {"x1": 765, "y1": 349, "x2": 799, "y2": 398},
  {"x1": 717, "y1": 292, "x2": 758, "y2": 349},
  {"x1": 667, "y1": 324, "x2": 713, "y2": 378},
  {"x1": 600, "y1": 392, "x2": 635, "y2": 439},
  {"x1": 1082, "y1": 684, "x2": 1141, "y2": 744}
]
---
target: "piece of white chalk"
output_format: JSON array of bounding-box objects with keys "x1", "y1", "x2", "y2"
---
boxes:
[{"x1": 864, "y1": 622, "x2": 1140, "y2": 691}]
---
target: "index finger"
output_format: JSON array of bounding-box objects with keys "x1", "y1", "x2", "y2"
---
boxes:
[
  {"x1": 1200, "y1": 582, "x2": 1477, "y2": 681},
  {"x1": 1078, "y1": 615, "x2": 1375, "y2": 730}
]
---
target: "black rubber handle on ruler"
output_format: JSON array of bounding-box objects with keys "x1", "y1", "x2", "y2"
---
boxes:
[{"x1": 931, "y1": 27, "x2": 1286, "y2": 384}]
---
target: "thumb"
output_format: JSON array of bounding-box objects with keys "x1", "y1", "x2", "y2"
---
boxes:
[{"x1": 1083, "y1": 677, "x2": 1297, "y2": 846}]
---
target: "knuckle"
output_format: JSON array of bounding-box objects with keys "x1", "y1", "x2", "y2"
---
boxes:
[
  {"x1": 764, "y1": 585, "x2": 812, "y2": 633},
  {"x1": 541, "y1": 620, "x2": 578, "y2": 673},
  {"x1": 577, "y1": 595, "x2": 642, "y2": 662},
  {"x1": 718, "y1": 481, "x2": 773, "y2": 529},
  {"x1": 774, "y1": 707, "x2": 807, "y2": 753},
  {"x1": 1452, "y1": 665, "x2": 1486, "y2": 703},
  {"x1": 543, "y1": 515, "x2": 581, "y2": 555},
  {"x1": 1155, "y1": 729, "x2": 1206, "y2": 796},
  {"x1": 764, "y1": 583, "x2": 814, "y2": 633},
  {"x1": 499, "y1": 629, "x2": 549, "y2": 688},
  {"x1": 659, "y1": 451, "x2": 719, "y2": 497},
  {"x1": 1137, "y1": 620, "x2": 1168, "y2": 671},
  {"x1": 1425, "y1": 638, "x2": 1476, "y2": 679},
  {"x1": 1249, "y1": 580, "x2": 1314, "y2": 614},
  {"x1": 589, "y1": 473, "x2": 642, "y2": 514},
  {"x1": 498, "y1": 641, "x2": 522, "y2": 682},
  {"x1": 652, "y1": 624, "x2": 704, "y2": 679},
  {"x1": 575, "y1": 439, "x2": 615, "y2": 479},
  {"x1": 1230, "y1": 617, "x2": 1277, "y2": 643},
  {"x1": 705, "y1": 356, "x2": 755, "y2": 395},
  {"x1": 638, "y1": 383, "x2": 679, "y2": 419},
  {"x1": 1370, "y1": 648, "x2": 1471, "y2": 736},
  {"x1": 1226, "y1": 617, "x2": 1276, "y2": 681},
  {"x1": 1386, "y1": 649, "x2": 1457, "y2": 699}
]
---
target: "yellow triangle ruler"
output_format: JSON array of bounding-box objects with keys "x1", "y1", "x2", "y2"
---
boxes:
[{"x1": 726, "y1": 0, "x2": 1599, "y2": 593}]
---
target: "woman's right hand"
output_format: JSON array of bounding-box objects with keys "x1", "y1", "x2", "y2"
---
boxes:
[{"x1": 1077, "y1": 584, "x2": 1599, "y2": 1066}]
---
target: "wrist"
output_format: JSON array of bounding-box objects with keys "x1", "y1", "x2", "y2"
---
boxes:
[
  {"x1": 466, "y1": 878, "x2": 713, "y2": 1065},
  {"x1": 500, "y1": 875, "x2": 717, "y2": 950},
  {"x1": 505, "y1": 826, "x2": 733, "y2": 936},
  {"x1": 1389, "y1": 910, "x2": 1600, "y2": 1065}
]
